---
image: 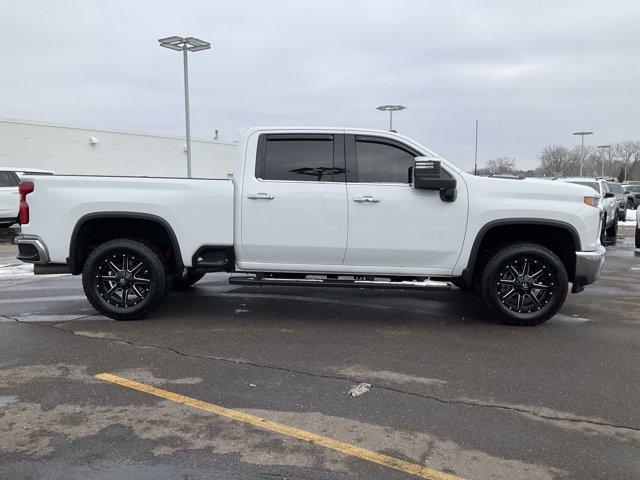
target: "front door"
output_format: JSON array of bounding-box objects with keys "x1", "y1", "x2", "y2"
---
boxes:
[
  {"x1": 240, "y1": 133, "x2": 348, "y2": 266},
  {"x1": 343, "y1": 135, "x2": 468, "y2": 274}
]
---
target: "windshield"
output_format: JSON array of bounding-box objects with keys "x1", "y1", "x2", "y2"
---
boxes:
[
  {"x1": 626, "y1": 185, "x2": 640, "y2": 192},
  {"x1": 567, "y1": 181, "x2": 600, "y2": 193}
]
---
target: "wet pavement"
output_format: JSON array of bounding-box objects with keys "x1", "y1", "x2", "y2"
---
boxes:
[{"x1": 0, "y1": 230, "x2": 639, "y2": 480}]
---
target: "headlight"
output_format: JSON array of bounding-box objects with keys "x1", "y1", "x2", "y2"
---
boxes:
[{"x1": 583, "y1": 196, "x2": 599, "y2": 207}]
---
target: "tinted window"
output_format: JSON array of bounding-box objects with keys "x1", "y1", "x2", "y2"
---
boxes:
[
  {"x1": 0, "y1": 171, "x2": 19, "y2": 187},
  {"x1": 262, "y1": 137, "x2": 335, "y2": 182},
  {"x1": 568, "y1": 181, "x2": 599, "y2": 193},
  {"x1": 355, "y1": 139, "x2": 416, "y2": 183},
  {"x1": 627, "y1": 186, "x2": 640, "y2": 192},
  {"x1": 609, "y1": 183, "x2": 622, "y2": 193}
]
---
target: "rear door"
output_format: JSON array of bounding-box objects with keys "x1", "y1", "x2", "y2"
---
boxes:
[
  {"x1": 240, "y1": 133, "x2": 348, "y2": 265},
  {"x1": 343, "y1": 134, "x2": 468, "y2": 274},
  {"x1": 0, "y1": 171, "x2": 20, "y2": 220}
]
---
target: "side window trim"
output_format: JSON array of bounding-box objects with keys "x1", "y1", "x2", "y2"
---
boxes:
[{"x1": 254, "y1": 133, "x2": 346, "y2": 183}]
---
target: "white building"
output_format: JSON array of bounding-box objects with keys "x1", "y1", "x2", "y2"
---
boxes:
[{"x1": 0, "y1": 118, "x2": 236, "y2": 178}]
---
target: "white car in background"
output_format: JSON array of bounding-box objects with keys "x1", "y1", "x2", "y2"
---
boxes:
[
  {"x1": 556, "y1": 177, "x2": 618, "y2": 238},
  {"x1": 0, "y1": 167, "x2": 53, "y2": 228}
]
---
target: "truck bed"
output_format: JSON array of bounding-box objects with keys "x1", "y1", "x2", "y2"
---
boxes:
[{"x1": 19, "y1": 174, "x2": 234, "y2": 268}]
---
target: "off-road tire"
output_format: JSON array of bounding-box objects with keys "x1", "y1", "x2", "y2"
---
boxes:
[
  {"x1": 480, "y1": 242, "x2": 568, "y2": 326},
  {"x1": 82, "y1": 238, "x2": 170, "y2": 320}
]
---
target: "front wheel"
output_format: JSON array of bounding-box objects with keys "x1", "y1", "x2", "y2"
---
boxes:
[
  {"x1": 82, "y1": 238, "x2": 170, "y2": 320},
  {"x1": 480, "y1": 243, "x2": 568, "y2": 326}
]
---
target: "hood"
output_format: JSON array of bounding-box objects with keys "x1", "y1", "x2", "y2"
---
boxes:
[{"x1": 462, "y1": 174, "x2": 598, "y2": 203}]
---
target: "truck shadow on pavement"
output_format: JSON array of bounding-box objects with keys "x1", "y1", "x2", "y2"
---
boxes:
[{"x1": 160, "y1": 285, "x2": 512, "y2": 327}]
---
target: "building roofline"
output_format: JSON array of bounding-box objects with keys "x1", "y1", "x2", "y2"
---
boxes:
[{"x1": 0, "y1": 117, "x2": 237, "y2": 146}]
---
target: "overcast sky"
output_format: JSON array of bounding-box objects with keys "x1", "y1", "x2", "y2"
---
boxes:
[{"x1": 1, "y1": 1, "x2": 639, "y2": 170}]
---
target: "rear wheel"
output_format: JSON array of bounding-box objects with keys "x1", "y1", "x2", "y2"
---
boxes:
[
  {"x1": 172, "y1": 270, "x2": 205, "y2": 290},
  {"x1": 82, "y1": 238, "x2": 170, "y2": 320},
  {"x1": 480, "y1": 243, "x2": 568, "y2": 326},
  {"x1": 606, "y1": 217, "x2": 618, "y2": 238}
]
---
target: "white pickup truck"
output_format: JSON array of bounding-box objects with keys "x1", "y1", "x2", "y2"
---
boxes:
[{"x1": 15, "y1": 127, "x2": 606, "y2": 326}]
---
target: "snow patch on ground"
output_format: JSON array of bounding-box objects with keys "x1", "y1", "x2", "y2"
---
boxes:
[
  {"x1": 552, "y1": 314, "x2": 591, "y2": 324},
  {"x1": 0, "y1": 260, "x2": 69, "y2": 287},
  {"x1": 621, "y1": 209, "x2": 637, "y2": 226}
]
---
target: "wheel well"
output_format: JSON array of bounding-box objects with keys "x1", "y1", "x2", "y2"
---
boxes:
[
  {"x1": 467, "y1": 223, "x2": 578, "y2": 284},
  {"x1": 69, "y1": 215, "x2": 182, "y2": 275}
]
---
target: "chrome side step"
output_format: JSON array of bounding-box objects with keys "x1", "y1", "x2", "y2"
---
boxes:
[{"x1": 229, "y1": 276, "x2": 451, "y2": 291}]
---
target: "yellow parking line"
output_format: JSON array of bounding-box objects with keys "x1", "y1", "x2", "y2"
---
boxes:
[{"x1": 95, "y1": 373, "x2": 462, "y2": 480}]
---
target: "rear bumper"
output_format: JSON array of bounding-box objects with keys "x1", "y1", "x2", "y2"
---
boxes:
[
  {"x1": 15, "y1": 234, "x2": 50, "y2": 265},
  {"x1": 572, "y1": 244, "x2": 606, "y2": 293}
]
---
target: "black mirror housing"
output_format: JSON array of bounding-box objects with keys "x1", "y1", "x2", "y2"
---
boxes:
[
  {"x1": 603, "y1": 192, "x2": 615, "y2": 198},
  {"x1": 413, "y1": 157, "x2": 457, "y2": 202}
]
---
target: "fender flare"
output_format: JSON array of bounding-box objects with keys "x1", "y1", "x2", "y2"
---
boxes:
[
  {"x1": 68, "y1": 212, "x2": 183, "y2": 274},
  {"x1": 460, "y1": 218, "x2": 581, "y2": 286}
]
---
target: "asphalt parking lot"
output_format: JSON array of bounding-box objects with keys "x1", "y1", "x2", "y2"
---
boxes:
[{"x1": 1, "y1": 227, "x2": 639, "y2": 480}]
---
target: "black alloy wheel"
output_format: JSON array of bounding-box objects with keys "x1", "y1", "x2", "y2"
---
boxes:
[
  {"x1": 82, "y1": 239, "x2": 170, "y2": 320},
  {"x1": 96, "y1": 251, "x2": 151, "y2": 308},
  {"x1": 480, "y1": 242, "x2": 568, "y2": 326},
  {"x1": 495, "y1": 256, "x2": 555, "y2": 314}
]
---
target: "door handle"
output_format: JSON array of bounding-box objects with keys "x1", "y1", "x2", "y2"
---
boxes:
[
  {"x1": 353, "y1": 195, "x2": 381, "y2": 203},
  {"x1": 247, "y1": 193, "x2": 275, "y2": 200}
]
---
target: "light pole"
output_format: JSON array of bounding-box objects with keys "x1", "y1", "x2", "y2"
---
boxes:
[
  {"x1": 159, "y1": 36, "x2": 211, "y2": 178},
  {"x1": 376, "y1": 105, "x2": 406, "y2": 132},
  {"x1": 597, "y1": 144, "x2": 611, "y2": 177},
  {"x1": 474, "y1": 119, "x2": 479, "y2": 175},
  {"x1": 572, "y1": 131, "x2": 593, "y2": 177}
]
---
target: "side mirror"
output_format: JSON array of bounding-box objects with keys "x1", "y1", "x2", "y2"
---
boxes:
[
  {"x1": 412, "y1": 157, "x2": 457, "y2": 202},
  {"x1": 604, "y1": 192, "x2": 615, "y2": 198}
]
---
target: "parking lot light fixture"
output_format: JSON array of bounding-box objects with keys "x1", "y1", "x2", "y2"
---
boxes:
[
  {"x1": 376, "y1": 105, "x2": 406, "y2": 132},
  {"x1": 597, "y1": 144, "x2": 612, "y2": 177},
  {"x1": 572, "y1": 131, "x2": 594, "y2": 177},
  {"x1": 159, "y1": 36, "x2": 211, "y2": 178}
]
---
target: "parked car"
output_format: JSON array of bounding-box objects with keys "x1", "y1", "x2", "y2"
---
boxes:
[
  {"x1": 555, "y1": 177, "x2": 618, "y2": 238},
  {"x1": 0, "y1": 168, "x2": 53, "y2": 228},
  {"x1": 0, "y1": 169, "x2": 20, "y2": 227},
  {"x1": 607, "y1": 182, "x2": 628, "y2": 221},
  {"x1": 15, "y1": 127, "x2": 604, "y2": 326},
  {"x1": 636, "y1": 214, "x2": 640, "y2": 248},
  {"x1": 622, "y1": 184, "x2": 640, "y2": 209}
]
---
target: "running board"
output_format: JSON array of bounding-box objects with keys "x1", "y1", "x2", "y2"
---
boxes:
[{"x1": 229, "y1": 276, "x2": 451, "y2": 291}]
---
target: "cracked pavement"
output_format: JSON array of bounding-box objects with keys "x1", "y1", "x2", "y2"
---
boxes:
[{"x1": 1, "y1": 237, "x2": 639, "y2": 479}]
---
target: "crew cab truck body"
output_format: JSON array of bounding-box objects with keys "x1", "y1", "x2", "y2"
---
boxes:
[{"x1": 16, "y1": 127, "x2": 605, "y2": 325}]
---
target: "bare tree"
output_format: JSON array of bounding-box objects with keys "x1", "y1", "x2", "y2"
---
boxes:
[
  {"x1": 538, "y1": 146, "x2": 574, "y2": 176},
  {"x1": 614, "y1": 141, "x2": 640, "y2": 181},
  {"x1": 484, "y1": 157, "x2": 517, "y2": 175}
]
